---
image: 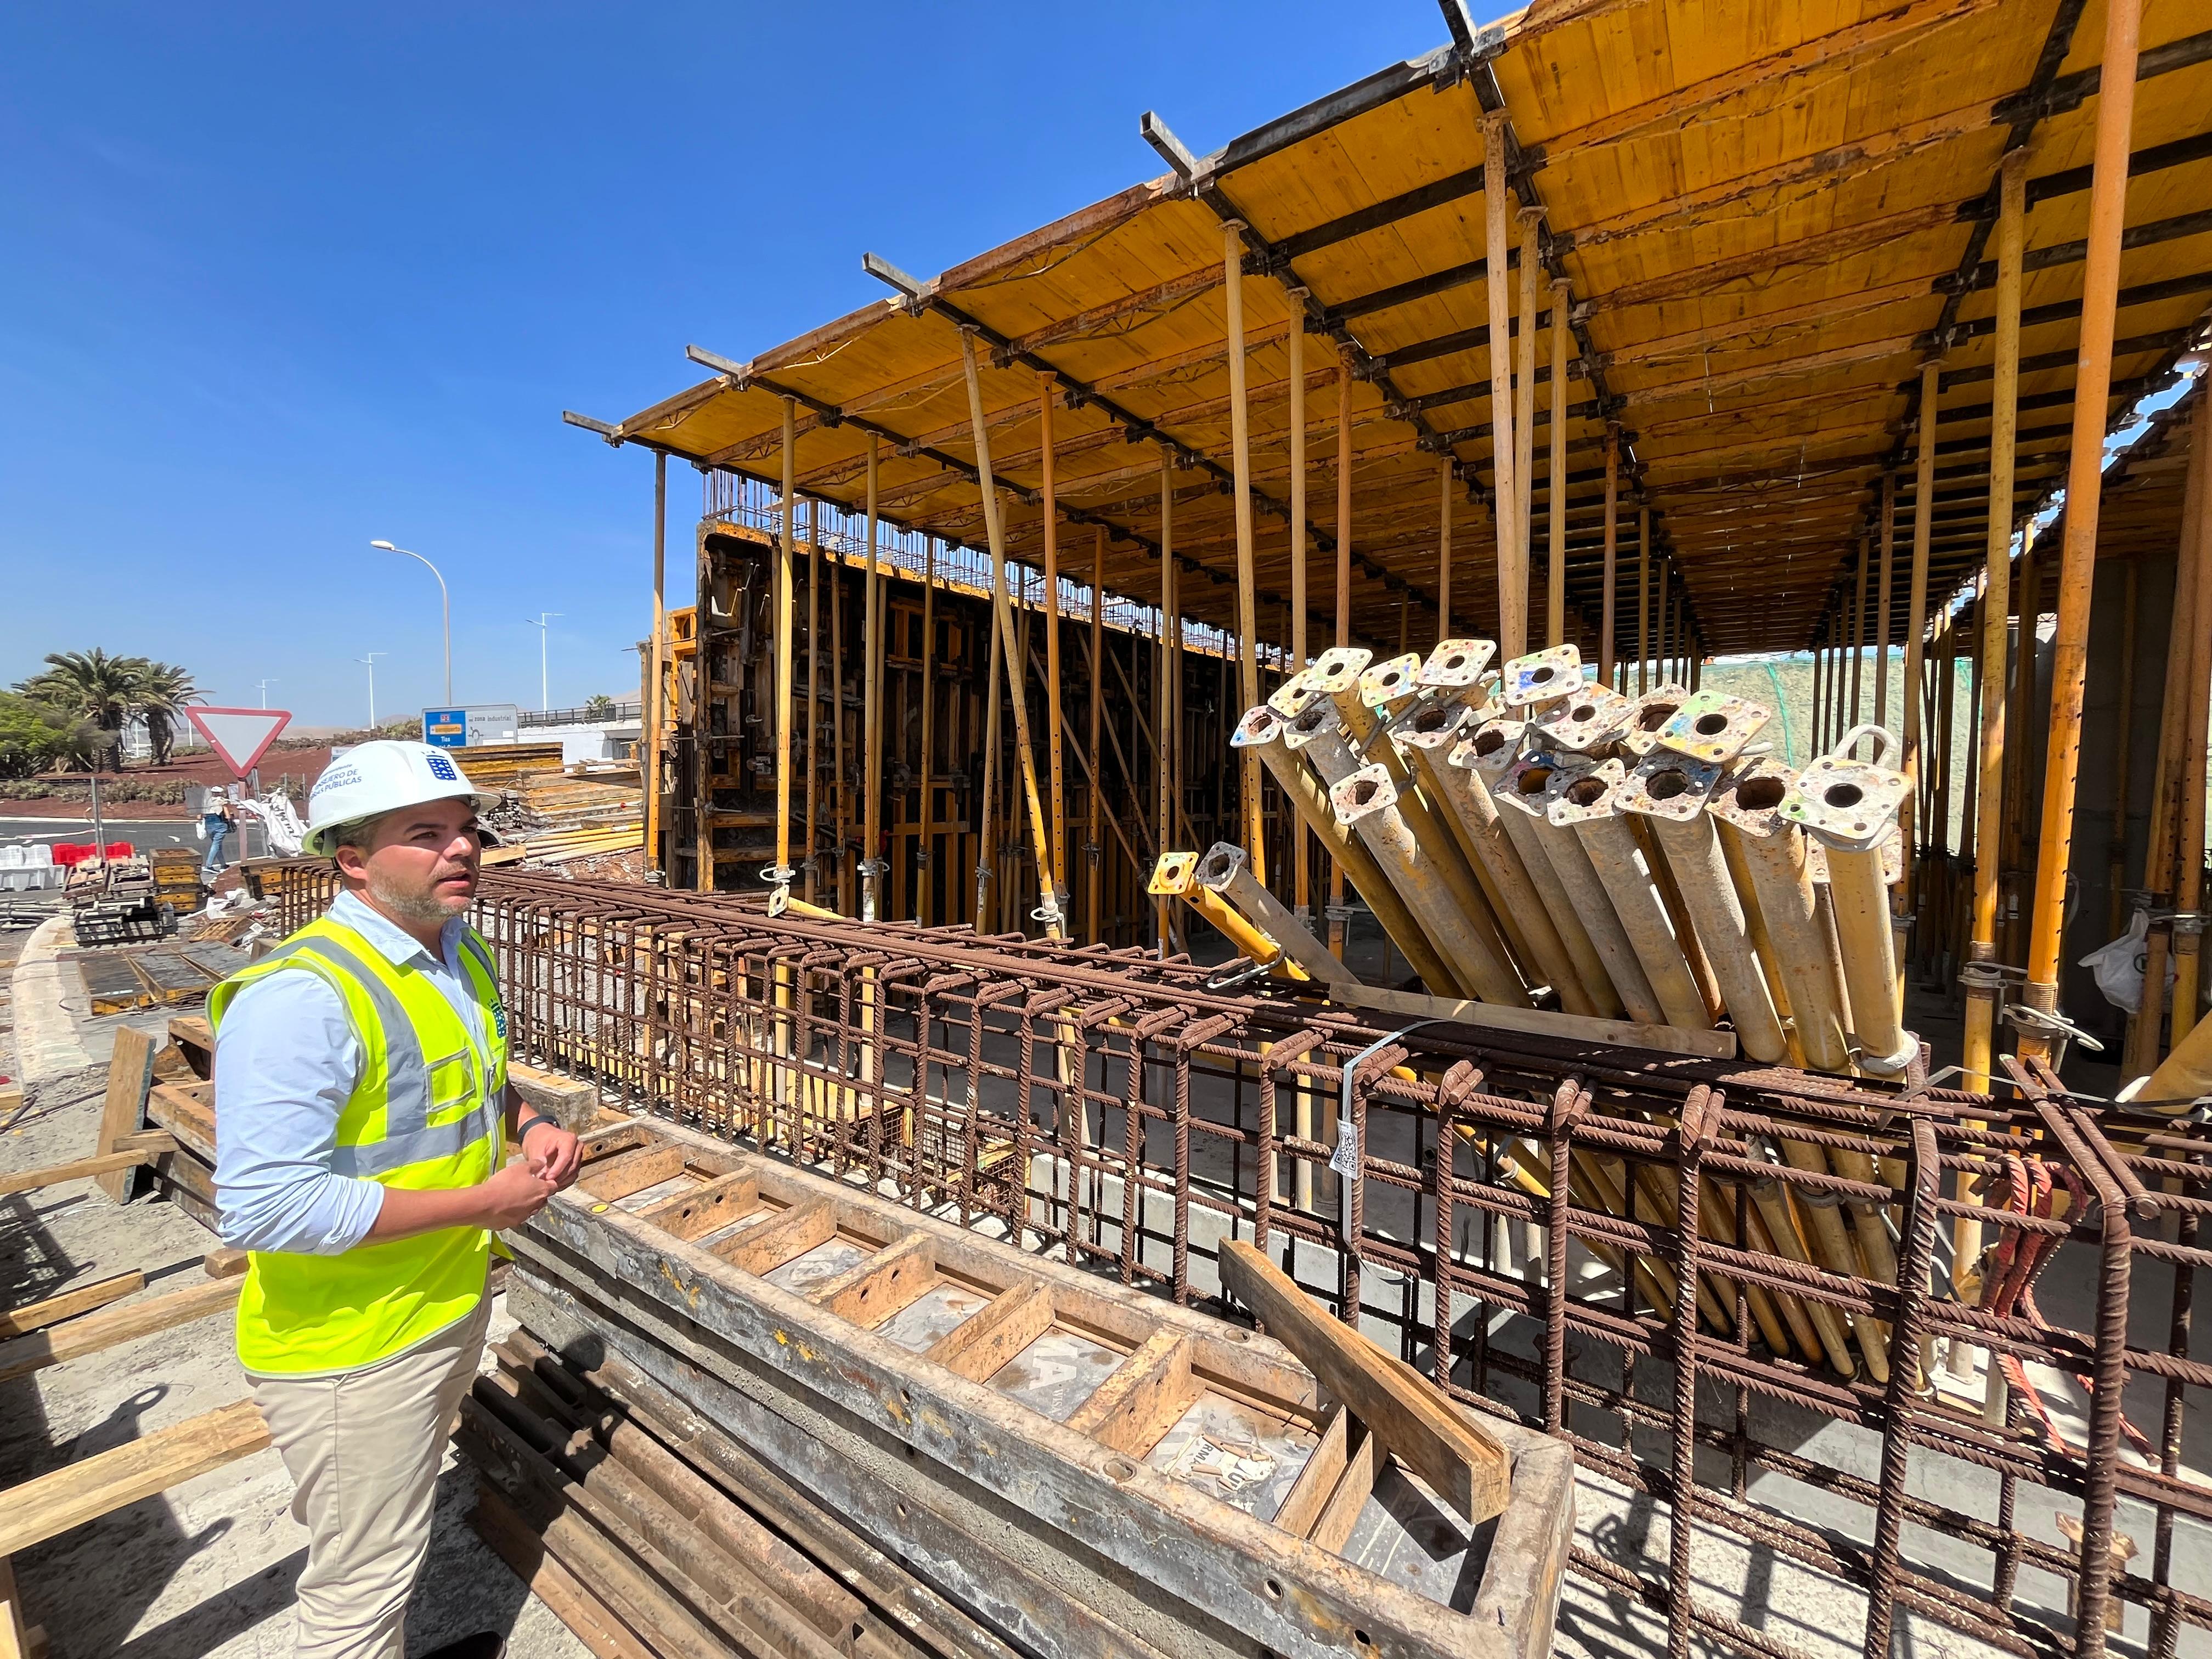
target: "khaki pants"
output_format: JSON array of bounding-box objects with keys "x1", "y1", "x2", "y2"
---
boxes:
[{"x1": 250, "y1": 1295, "x2": 492, "y2": 1659}]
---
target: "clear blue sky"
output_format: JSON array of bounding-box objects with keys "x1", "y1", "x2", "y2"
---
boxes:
[{"x1": 2, "y1": 4, "x2": 1453, "y2": 727}]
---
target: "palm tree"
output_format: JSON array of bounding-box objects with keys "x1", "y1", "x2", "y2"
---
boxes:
[
  {"x1": 17, "y1": 648, "x2": 145, "y2": 770},
  {"x1": 132, "y1": 660, "x2": 201, "y2": 764}
]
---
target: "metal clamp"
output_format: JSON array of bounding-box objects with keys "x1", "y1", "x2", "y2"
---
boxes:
[
  {"x1": 1030, "y1": 901, "x2": 1068, "y2": 929},
  {"x1": 759, "y1": 864, "x2": 797, "y2": 886},
  {"x1": 2172, "y1": 912, "x2": 2207, "y2": 938},
  {"x1": 857, "y1": 859, "x2": 888, "y2": 879},
  {"x1": 2001, "y1": 1001, "x2": 2106, "y2": 1053},
  {"x1": 1323, "y1": 903, "x2": 1361, "y2": 926}
]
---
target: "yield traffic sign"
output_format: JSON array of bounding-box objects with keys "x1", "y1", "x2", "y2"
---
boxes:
[{"x1": 187, "y1": 707, "x2": 292, "y2": 778}]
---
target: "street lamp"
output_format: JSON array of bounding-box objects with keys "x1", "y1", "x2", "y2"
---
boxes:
[
  {"x1": 371, "y1": 540, "x2": 452, "y2": 703},
  {"x1": 358, "y1": 653, "x2": 384, "y2": 727},
  {"x1": 524, "y1": 612, "x2": 562, "y2": 712}
]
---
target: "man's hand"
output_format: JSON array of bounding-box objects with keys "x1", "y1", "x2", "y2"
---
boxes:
[
  {"x1": 477, "y1": 1159, "x2": 559, "y2": 1231},
  {"x1": 519, "y1": 1120, "x2": 583, "y2": 1190}
]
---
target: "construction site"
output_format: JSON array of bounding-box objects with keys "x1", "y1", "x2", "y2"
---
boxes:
[{"x1": 5, "y1": 2, "x2": 2212, "y2": 1657}]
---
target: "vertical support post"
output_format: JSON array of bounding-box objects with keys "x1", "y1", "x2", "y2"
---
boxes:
[
  {"x1": 1291, "y1": 314, "x2": 1312, "y2": 925},
  {"x1": 2019, "y1": 0, "x2": 2144, "y2": 1059},
  {"x1": 1158, "y1": 459, "x2": 1175, "y2": 953},
  {"x1": 1040, "y1": 373, "x2": 1066, "y2": 905},
  {"x1": 1600, "y1": 424, "x2": 1620, "y2": 683},
  {"x1": 1657, "y1": 559, "x2": 1671, "y2": 685},
  {"x1": 1901, "y1": 363, "x2": 1939, "y2": 906},
  {"x1": 1515, "y1": 209, "x2": 1541, "y2": 646},
  {"x1": 1549, "y1": 279, "x2": 1570, "y2": 649},
  {"x1": 1638, "y1": 507, "x2": 1651, "y2": 694},
  {"x1": 646, "y1": 450, "x2": 666, "y2": 883},
  {"x1": 1483, "y1": 112, "x2": 1523, "y2": 657},
  {"x1": 1877, "y1": 471, "x2": 1897, "y2": 731},
  {"x1": 830, "y1": 509, "x2": 847, "y2": 911},
  {"x1": 1089, "y1": 526, "x2": 1105, "y2": 945},
  {"x1": 2171, "y1": 413, "x2": 2212, "y2": 1051},
  {"x1": 1851, "y1": 534, "x2": 1869, "y2": 727},
  {"x1": 1223, "y1": 220, "x2": 1265, "y2": 879},
  {"x1": 1330, "y1": 350, "x2": 1352, "y2": 958},
  {"x1": 2108, "y1": 560, "x2": 2139, "y2": 941},
  {"x1": 959, "y1": 328, "x2": 1065, "y2": 938},
  {"x1": 1438, "y1": 457, "x2": 1454, "y2": 643},
  {"x1": 805, "y1": 497, "x2": 821, "y2": 905},
  {"x1": 774, "y1": 399, "x2": 797, "y2": 899},
  {"x1": 918, "y1": 538, "x2": 937, "y2": 926},
  {"x1": 862, "y1": 435, "x2": 883, "y2": 922}
]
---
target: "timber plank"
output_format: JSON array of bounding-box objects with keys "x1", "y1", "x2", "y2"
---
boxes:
[
  {"x1": 0, "y1": 1555, "x2": 25, "y2": 1659},
  {"x1": 924, "y1": 1280, "x2": 1054, "y2": 1383},
  {"x1": 144, "y1": 1083, "x2": 216, "y2": 1164},
  {"x1": 94, "y1": 1028, "x2": 159, "y2": 1203},
  {"x1": 0, "y1": 1143, "x2": 172, "y2": 1201},
  {"x1": 0, "y1": 1400, "x2": 270, "y2": 1558},
  {"x1": 0, "y1": 1273, "x2": 145, "y2": 1338},
  {"x1": 1218, "y1": 1239, "x2": 1510, "y2": 1525},
  {"x1": 0, "y1": 1277, "x2": 243, "y2": 1385}
]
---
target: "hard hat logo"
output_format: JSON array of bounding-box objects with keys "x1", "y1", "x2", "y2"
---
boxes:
[{"x1": 301, "y1": 740, "x2": 501, "y2": 857}]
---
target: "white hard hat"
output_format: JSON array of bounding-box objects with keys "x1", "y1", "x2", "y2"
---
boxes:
[{"x1": 302, "y1": 741, "x2": 501, "y2": 856}]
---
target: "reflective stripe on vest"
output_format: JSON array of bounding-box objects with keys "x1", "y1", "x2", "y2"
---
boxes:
[{"x1": 235, "y1": 931, "x2": 504, "y2": 1178}]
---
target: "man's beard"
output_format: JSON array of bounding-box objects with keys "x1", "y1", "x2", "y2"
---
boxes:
[{"x1": 367, "y1": 865, "x2": 472, "y2": 927}]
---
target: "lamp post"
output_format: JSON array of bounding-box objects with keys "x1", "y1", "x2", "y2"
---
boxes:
[
  {"x1": 524, "y1": 612, "x2": 562, "y2": 712},
  {"x1": 371, "y1": 541, "x2": 452, "y2": 703},
  {"x1": 358, "y1": 652, "x2": 383, "y2": 727}
]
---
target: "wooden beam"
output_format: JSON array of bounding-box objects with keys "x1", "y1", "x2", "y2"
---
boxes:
[
  {"x1": 0, "y1": 1141, "x2": 174, "y2": 1201},
  {"x1": 0, "y1": 1401, "x2": 268, "y2": 1559},
  {"x1": 0, "y1": 1272, "x2": 145, "y2": 1338},
  {"x1": 1217, "y1": 1240, "x2": 1510, "y2": 1525},
  {"x1": 0, "y1": 1277, "x2": 244, "y2": 1385},
  {"x1": 94, "y1": 1028, "x2": 158, "y2": 1204}
]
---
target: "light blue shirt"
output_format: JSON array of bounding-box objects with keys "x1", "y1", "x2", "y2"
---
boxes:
[{"x1": 213, "y1": 889, "x2": 498, "y2": 1255}]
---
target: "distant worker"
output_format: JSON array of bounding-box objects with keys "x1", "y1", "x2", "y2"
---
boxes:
[
  {"x1": 199, "y1": 785, "x2": 236, "y2": 883},
  {"x1": 211, "y1": 741, "x2": 582, "y2": 1659}
]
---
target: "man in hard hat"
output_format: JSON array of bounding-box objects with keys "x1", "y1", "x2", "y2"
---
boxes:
[{"x1": 211, "y1": 740, "x2": 583, "y2": 1659}]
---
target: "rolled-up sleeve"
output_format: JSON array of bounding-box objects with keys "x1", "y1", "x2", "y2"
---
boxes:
[{"x1": 212, "y1": 972, "x2": 388, "y2": 1254}]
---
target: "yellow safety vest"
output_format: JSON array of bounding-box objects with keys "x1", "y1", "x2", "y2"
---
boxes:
[{"x1": 209, "y1": 912, "x2": 510, "y2": 1375}]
